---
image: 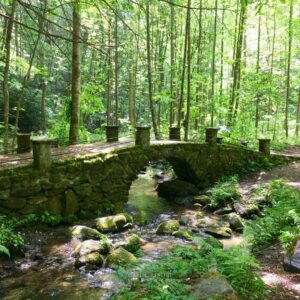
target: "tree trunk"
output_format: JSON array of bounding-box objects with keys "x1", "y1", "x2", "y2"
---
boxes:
[
  {"x1": 228, "y1": 2, "x2": 247, "y2": 127},
  {"x1": 69, "y1": 2, "x2": 81, "y2": 145},
  {"x1": 184, "y1": 0, "x2": 191, "y2": 141},
  {"x1": 2, "y1": 0, "x2": 17, "y2": 152},
  {"x1": 146, "y1": 2, "x2": 159, "y2": 139},
  {"x1": 177, "y1": 2, "x2": 189, "y2": 128},
  {"x1": 295, "y1": 88, "x2": 300, "y2": 137},
  {"x1": 219, "y1": 6, "x2": 225, "y2": 124},
  {"x1": 169, "y1": 3, "x2": 175, "y2": 127},
  {"x1": 285, "y1": 0, "x2": 293, "y2": 138},
  {"x1": 114, "y1": 11, "x2": 119, "y2": 125},
  {"x1": 106, "y1": 10, "x2": 112, "y2": 126},
  {"x1": 210, "y1": 0, "x2": 218, "y2": 127},
  {"x1": 255, "y1": 15, "x2": 261, "y2": 138},
  {"x1": 195, "y1": 0, "x2": 203, "y2": 130}
]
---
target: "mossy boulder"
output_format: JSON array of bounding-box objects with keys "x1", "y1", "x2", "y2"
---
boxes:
[
  {"x1": 179, "y1": 215, "x2": 192, "y2": 225},
  {"x1": 190, "y1": 275, "x2": 236, "y2": 299},
  {"x1": 222, "y1": 213, "x2": 244, "y2": 232},
  {"x1": 172, "y1": 229, "x2": 193, "y2": 241},
  {"x1": 106, "y1": 247, "x2": 137, "y2": 267},
  {"x1": 203, "y1": 235, "x2": 223, "y2": 249},
  {"x1": 156, "y1": 220, "x2": 180, "y2": 235},
  {"x1": 233, "y1": 203, "x2": 260, "y2": 218},
  {"x1": 72, "y1": 225, "x2": 106, "y2": 241},
  {"x1": 95, "y1": 213, "x2": 133, "y2": 233},
  {"x1": 204, "y1": 227, "x2": 232, "y2": 239},
  {"x1": 74, "y1": 239, "x2": 111, "y2": 257},
  {"x1": 75, "y1": 252, "x2": 104, "y2": 268},
  {"x1": 124, "y1": 234, "x2": 141, "y2": 253},
  {"x1": 157, "y1": 180, "x2": 199, "y2": 199},
  {"x1": 283, "y1": 235, "x2": 300, "y2": 273},
  {"x1": 193, "y1": 195, "x2": 210, "y2": 205}
]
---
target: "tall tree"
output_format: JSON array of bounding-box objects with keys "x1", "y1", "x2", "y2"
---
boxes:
[
  {"x1": 2, "y1": 0, "x2": 17, "y2": 152},
  {"x1": 184, "y1": 0, "x2": 191, "y2": 141},
  {"x1": 285, "y1": 0, "x2": 294, "y2": 138},
  {"x1": 114, "y1": 10, "x2": 119, "y2": 125},
  {"x1": 146, "y1": 2, "x2": 159, "y2": 139},
  {"x1": 210, "y1": 0, "x2": 218, "y2": 127},
  {"x1": 255, "y1": 15, "x2": 261, "y2": 138},
  {"x1": 69, "y1": 1, "x2": 81, "y2": 145}
]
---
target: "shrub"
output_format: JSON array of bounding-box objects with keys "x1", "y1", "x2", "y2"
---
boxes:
[
  {"x1": 115, "y1": 239, "x2": 266, "y2": 300},
  {"x1": 244, "y1": 180, "x2": 300, "y2": 252},
  {"x1": 208, "y1": 176, "x2": 241, "y2": 208},
  {"x1": 0, "y1": 215, "x2": 24, "y2": 255},
  {"x1": 0, "y1": 212, "x2": 62, "y2": 256}
]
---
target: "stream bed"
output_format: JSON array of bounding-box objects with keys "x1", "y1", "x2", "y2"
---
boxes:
[{"x1": 0, "y1": 163, "x2": 248, "y2": 300}]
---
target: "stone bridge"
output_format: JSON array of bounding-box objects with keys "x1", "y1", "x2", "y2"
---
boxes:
[{"x1": 0, "y1": 139, "x2": 283, "y2": 218}]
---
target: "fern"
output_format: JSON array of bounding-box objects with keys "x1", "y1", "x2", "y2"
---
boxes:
[{"x1": 0, "y1": 245, "x2": 10, "y2": 257}]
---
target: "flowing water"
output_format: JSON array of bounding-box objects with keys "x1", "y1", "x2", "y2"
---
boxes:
[{"x1": 0, "y1": 163, "x2": 243, "y2": 300}]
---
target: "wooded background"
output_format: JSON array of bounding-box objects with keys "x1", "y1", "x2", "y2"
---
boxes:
[{"x1": 0, "y1": 0, "x2": 299, "y2": 151}]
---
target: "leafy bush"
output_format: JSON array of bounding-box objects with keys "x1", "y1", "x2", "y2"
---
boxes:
[
  {"x1": 0, "y1": 215, "x2": 24, "y2": 255},
  {"x1": 208, "y1": 176, "x2": 241, "y2": 208},
  {"x1": 115, "y1": 240, "x2": 266, "y2": 300},
  {"x1": 0, "y1": 245, "x2": 10, "y2": 257},
  {"x1": 244, "y1": 180, "x2": 300, "y2": 252},
  {"x1": 40, "y1": 212, "x2": 62, "y2": 226},
  {"x1": 0, "y1": 212, "x2": 62, "y2": 256}
]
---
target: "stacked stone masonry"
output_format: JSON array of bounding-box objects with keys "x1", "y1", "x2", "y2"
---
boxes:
[{"x1": 0, "y1": 143, "x2": 278, "y2": 217}]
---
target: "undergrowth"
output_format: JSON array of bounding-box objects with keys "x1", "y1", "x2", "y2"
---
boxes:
[
  {"x1": 244, "y1": 179, "x2": 300, "y2": 253},
  {"x1": 0, "y1": 212, "x2": 62, "y2": 257},
  {"x1": 114, "y1": 239, "x2": 266, "y2": 300},
  {"x1": 207, "y1": 175, "x2": 241, "y2": 208}
]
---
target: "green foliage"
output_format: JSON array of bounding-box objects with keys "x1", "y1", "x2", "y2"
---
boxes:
[
  {"x1": 0, "y1": 212, "x2": 62, "y2": 256},
  {"x1": 0, "y1": 245, "x2": 10, "y2": 258},
  {"x1": 244, "y1": 180, "x2": 300, "y2": 252},
  {"x1": 115, "y1": 240, "x2": 266, "y2": 300},
  {"x1": 207, "y1": 176, "x2": 241, "y2": 208},
  {"x1": 40, "y1": 212, "x2": 62, "y2": 226},
  {"x1": 0, "y1": 215, "x2": 24, "y2": 255}
]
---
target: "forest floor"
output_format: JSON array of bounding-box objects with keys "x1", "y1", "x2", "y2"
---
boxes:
[{"x1": 238, "y1": 158, "x2": 300, "y2": 299}]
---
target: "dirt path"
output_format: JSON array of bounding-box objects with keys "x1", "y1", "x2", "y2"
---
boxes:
[{"x1": 238, "y1": 160, "x2": 300, "y2": 299}]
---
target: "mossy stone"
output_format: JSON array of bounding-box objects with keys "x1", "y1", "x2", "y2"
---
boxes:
[
  {"x1": 156, "y1": 220, "x2": 180, "y2": 235},
  {"x1": 106, "y1": 247, "x2": 137, "y2": 268},
  {"x1": 204, "y1": 227, "x2": 232, "y2": 239},
  {"x1": 75, "y1": 239, "x2": 111, "y2": 256},
  {"x1": 124, "y1": 234, "x2": 141, "y2": 253},
  {"x1": 72, "y1": 225, "x2": 107, "y2": 241},
  {"x1": 95, "y1": 213, "x2": 133, "y2": 233},
  {"x1": 193, "y1": 195, "x2": 210, "y2": 205},
  {"x1": 75, "y1": 252, "x2": 104, "y2": 268},
  {"x1": 173, "y1": 229, "x2": 193, "y2": 241}
]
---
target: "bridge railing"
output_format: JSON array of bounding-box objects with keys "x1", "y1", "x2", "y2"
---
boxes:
[{"x1": 0, "y1": 127, "x2": 271, "y2": 169}]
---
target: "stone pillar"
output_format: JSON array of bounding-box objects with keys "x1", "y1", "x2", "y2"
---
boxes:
[
  {"x1": 31, "y1": 138, "x2": 53, "y2": 171},
  {"x1": 17, "y1": 133, "x2": 31, "y2": 153},
  {"x1": 135, "y1": 126, "x2": 151, "y2": 148},
  {"x1": 169, "y1": 127, "x2": 181, "y2": 141},
  {"x1": 106, "y1": 125, "x2": 119, "y2": 143},
  {"x1": 205, "y1": 128, "x2": 219, "y2": 144},
  {"x1": 258, "y1": 138, "x2": 271, "y2": 156}
]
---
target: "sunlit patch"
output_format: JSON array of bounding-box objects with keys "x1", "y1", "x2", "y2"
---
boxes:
[
  {"x1": 261, "y1": 271, "x2": 300, "y2": 294},
  {"x1": 286, "y1": 182, "x2": 300, "y2": 189}
]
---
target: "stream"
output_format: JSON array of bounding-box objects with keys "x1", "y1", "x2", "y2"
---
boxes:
[{"x1": 0, "y1": 163, "x2": 245, "y2": 300}]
